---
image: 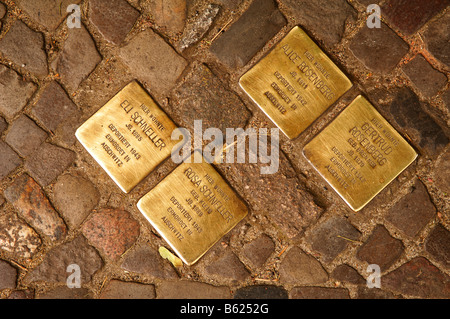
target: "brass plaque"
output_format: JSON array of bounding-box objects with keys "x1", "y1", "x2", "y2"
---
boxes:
[
  {"x1": 240, "y1": 26, "x2": 352, "y2": 139},
  {"x1": 76, "y1": 81, "x2": 179, "y2": 193},
  {"x1": 303, "y1": 95, "x2": 418, "y2": 211},
  {"x1": 137, "y1": 153, "x2": 248, "y2": 265}
]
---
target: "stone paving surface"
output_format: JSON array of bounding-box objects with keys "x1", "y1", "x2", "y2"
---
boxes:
[{"x1": 0, "y1": 0, "x2": 449, "y2": 300}]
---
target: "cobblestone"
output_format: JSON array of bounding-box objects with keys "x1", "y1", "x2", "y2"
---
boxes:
[
  {"x1": 15, "y1": 0, "x2": 82, "y2": 31},
  {"x1": 382, "y1": 257, "x2": 450, "y2": 298},
  {"x1": 386, "y1": 180, "x2": 436, "y2": 238},
  {"x1": 204, "y1": 250, "x2": 250, "y2": 283},
  {"x1": 0, "y1": 20, "x2": 48, "y2": 77},
  {"x1": 0, "y1": 210, "x2": 41, "y2": 258},
  {"x1": 171, "y1": 64, "x2": 251, "y2": 132},
  {"x1": 0, "y1": 116, "x2": 7, "y2": 135},
  {"x1": 349, "y1": 22, "x2": 409, "y2": 74},
  {"x1": 356, "y1": 225, "x2": 404, "y2": 271},
  {"x1": 0, "y1": 141, "x2": 22, "y2": 180},
  {"x1": 26, "y1": 235, "x2": 103, "y2": 284},
  {"x1": 330, "y1": 264, "x2": 365, "y2": 285},
  {"x1": 52, "y1": 174, "x2": 100, "y2": 229},
  {"x1": 423, "y1": 11, "x2": 450, "y2": 66},
  {"x1": 402, "y1": 55, "x2": 447, "y2": 98},
  {"x1": 242, "y1": 234, "x2": 275, "y2": 269},
  {"x1": 81, "y1": 208, "x2": 140, "y2": 260},
  {"x1": 382, "y1": 0, "x2": 449, "y2": 36},
  {"x1": 179, "y1": 3, "x2": 220, "y2": 50},
  {"x1": 279, "y1": 247, "x2": 328, "y2": 285},
  {"x1": 157, "y1": 281, "x2": 231, "y2": 299},
  {"x1": 121, "y1": 245, "x2": 178, "y2": 279},
  {"x1": 290, "y1": 287, "x2": 350, "y2": 299},
  {"x1": 32, "y1": 81, "x2": 78, "y2": 133},
  {"x1": 5, "y1": 115, "x2": 47, "y2": 157},
  {"x1": 147, "y1": 0, "x2": 187, "y2": 35},
  {"x1": 0, "y1": 64, "x2": 36, "y2": 119},
  {"x1": 4, "y1": 174, "x2": 67, "y2": 241},
  {"x1": 282, "y1": 0, "x2": 357, "y2": 47},
  {"x1": 38, "y1": 287, "x2": 93, "y2": 299},
  {"x1": 90, "y1": 0, "x2": 140, "y2": 45},
  {"x1": 307, "y1": 216, "x2": 361, "y2": 262},
  {"x1": 433, "y1": 149, "x2": 449, "y2": 194},
  {"x1": 119, "y1": 28, "x2": 188, "y2": 98},
  {"x1": 425, "y1": 224, "x2": 450, "y2": 268},
  {"x1": 234, "y1": 285, "x2": 288, "y2": 299},
  {"x1": 210, "y1": 0, "x2": 286, "y2": 68},
  {"x1": 25, "y1": 143, "x2": 76, "y2": 186},
  {"x1": 386, "y1": 87, "x2": 449, "y2": 157},
  {"x1": 56, "y1": 25, "x2": 102, "y2": 92},
  {"x1": 7, "y1": 290, "x2": 34, "y2": 299},
  {"x1": 100, "y1": 280, "x2": 155, "y2": 299},
  {"x1": 0, "y1": 260, "x2": 17, "y2": 290}
]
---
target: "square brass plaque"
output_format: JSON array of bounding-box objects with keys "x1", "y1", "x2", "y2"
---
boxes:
[
  {"x1": 137, "y1": 153, "x2": 248, "y2": 265},
  {"x1": 240, "y1": 26, "x2": 352, "y2": 139},
  {"x1": 303, "y1": 95, "x2": 418, "y2": 211},
  {"x1": 76, "y1": 81, "x2": 179, "y2": 193}
]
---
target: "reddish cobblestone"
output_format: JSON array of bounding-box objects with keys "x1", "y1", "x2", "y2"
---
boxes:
[
  {"x1": 38, "y1": 287, "x2": 93, "y2": 299},
  {"x1": 349, "y1": 22, "x2": 409, "y2": 74},
  {"x1": 82, "y1": 208, "x2": 140, "y2": 260},
  {"x1": 90, "y1": 0, "x2": 140, "y2": 45},
  {"x1": 147, "y1": 0, "x2": 187, "y2": 35},
  {"x1": 382, "y1": 257, "x2": 450, "y2": 298},
  {"x1": 382, "y1": 0, "x2": 450, "y2": 36},
  {"x1": 4, "y1": 174, "x2": 67, "y2": 241}
]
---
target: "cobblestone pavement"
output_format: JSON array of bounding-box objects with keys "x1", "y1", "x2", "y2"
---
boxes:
[{"x1": 0, "y1": 0, "x2": 449, "y2": 299}]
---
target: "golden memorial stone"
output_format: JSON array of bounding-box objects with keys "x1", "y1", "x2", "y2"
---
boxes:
[
  {"x1": 240, "y1": 26, "x2": 353, "y2": 139},
  {"x1": 137, "y1": 153, "x2": 248, "y2": 265},
  {"x1": 303, "y1": 95, "x2": 418, "y2": 211},
  {"x1": 76, "y1": 81, "x2": 179, "y2": 193}
]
